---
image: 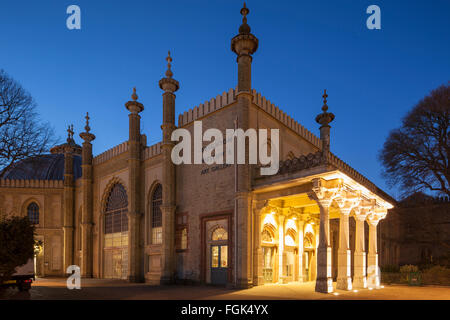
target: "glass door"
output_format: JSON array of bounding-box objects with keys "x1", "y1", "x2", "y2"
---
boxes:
[{"x1": 211, "y1": 245, "x2": 228, "y2": 285}]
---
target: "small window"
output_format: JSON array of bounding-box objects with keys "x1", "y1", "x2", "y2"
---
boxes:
[
  {"x1": 180, "y1": 228, "x2": 187, "y2": 250},
  {"x1": 176, "y1": 212, "x2": 188, "y2": 250},
  {"x1": 212, "y1": 227, "x2": 228, "y2": 241},
  {"x1": 27, "y1": 202, "x2": 39, "y2": 225}
]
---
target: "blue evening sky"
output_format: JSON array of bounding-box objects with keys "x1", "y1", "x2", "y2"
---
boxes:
[{"x1": 1, "y1": 0, "x2": 449, "y2": 200}]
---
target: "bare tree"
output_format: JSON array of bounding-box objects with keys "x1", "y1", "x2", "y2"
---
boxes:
[
  {"x1": 379, "y1": 84, "x2": 450, "y2": 198},
  {"x1": 0, "y1": 69, "x2": 54, "y2": 178}
]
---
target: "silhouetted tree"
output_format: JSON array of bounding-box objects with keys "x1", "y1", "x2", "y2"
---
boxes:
[
  {"x1": 0, "y1": 216, "x2": 35, "y2": 284},
  {"x1": 0, "y1": 69, "x2": 54, "y2": 178},
  {"x1": 380, "y1": 84, "x2": 449, "y2": 198}
]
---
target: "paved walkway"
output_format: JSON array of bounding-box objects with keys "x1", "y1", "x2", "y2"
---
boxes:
[{"x1": 1, "y1": 278, "x2": 449, "y2": 300}]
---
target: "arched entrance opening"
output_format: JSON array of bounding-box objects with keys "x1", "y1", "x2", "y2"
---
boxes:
[
  {"x1": 103, "y1": 183, "x2": 129, "y2": 279},
  {"x1": 303, "y1": 229, "x2": 315, "y2": 282},
  {"x1": 261, "y1": 223, "x2": 277, "y2": 283}
]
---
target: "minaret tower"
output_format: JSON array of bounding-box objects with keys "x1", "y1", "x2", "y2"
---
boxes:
[
  {"x1": 79, "y1": 113, "x2": 95, "y2": 277},
  {"x1": 315, "y1": 89, "x2": 335, "y2": 154},
  {"x1": 63, "y1": 125, "x2": 77, "y2": 271},
  {"x1": 159, "y1": 51, "x2": 179, "y2": 284},
  {"x1": 231, "y1": 2, "x2": 258, "y2": 288},
  {"x1": 125, "y1": 87, "x2": 144, "y2": 282}
]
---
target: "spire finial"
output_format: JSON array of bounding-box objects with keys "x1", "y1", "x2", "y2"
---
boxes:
[
  {"x1": 241, "y1": 2, "x2": 249, "y2": 23},
  {"x1": 84, "y1": 112, "x2": 91, "y2": 133},
  {"x1": 239, "y1": 2, "x2": 251, "y2": 34},
  {"x1": 322, "y1": 89, "x2": 328, "y2": 112},
  {"x1": 131, "y1": 87, "x2": 138, "y2": 101},
  {"x1": 67, "y1": 124, "x2": 74, "y2": 142},
  {"x1": 165, "y1": 51, "x2": 173, "y2": 78}
]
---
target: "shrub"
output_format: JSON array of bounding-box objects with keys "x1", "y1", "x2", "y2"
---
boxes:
[
  {"x1": 0, "y1": 216, "x2": 35, "y2": 284},
  {"x1": 400, "y1": 265, "x2": 419, "y2": 274},
  {"x1": 422, "y1": 266, "x2": 450, "y2": 286}
]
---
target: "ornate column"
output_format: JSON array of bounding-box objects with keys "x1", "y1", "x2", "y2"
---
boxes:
[
  {"x1": 159, "y1": 52, "x2": 179, "y2": 284},
  {"x1": 310, "y1": 178, "x2": 342, "y2": 293},
  {"x1": 353, "y1": 201, "x2": 373, "y2": 289},
  {"x1": 231, "y1": 3, "x2": 258, "y2": 289},
  {"x1": 367, "y1": 208, "x2": 387, "y2": 288},
  {"x1": 79, "y1": 113, "x2": 95, "y2": 277},
  {"x1": 297, "y1": 219, "x2": 305, "y2": 282},
  {"x1": 252, "y1": 201, "x2": 264, "y2": 286},
  {"x1": 278, "y1": 214, "x2": 285, "y2": 283},
  {"x1": 125, "y1": 88, "x2": 144, "y2": 282},
  {"x1": 336, "y1": 196, "x2": 357, "y2": 291}
]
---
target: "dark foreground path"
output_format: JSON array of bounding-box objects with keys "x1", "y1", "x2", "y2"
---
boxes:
[{"x1": 1, "y1": 278, "x2": 449, "y2": 300}]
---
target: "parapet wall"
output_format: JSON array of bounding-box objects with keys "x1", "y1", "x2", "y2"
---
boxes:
[
  {"x1": 143, "y1": 142, "x2": 162, "y2": 160},
  {"x1": 177, "y1": 88, "x2": 322, "y2": 149},
  {"x1": 0, "y1": 179, "x2": 64, "y2": 188},
  {"x1": 93, "y1": 141, "x2": 128, "y2": 165}
]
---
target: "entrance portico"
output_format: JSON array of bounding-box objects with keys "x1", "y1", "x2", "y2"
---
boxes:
[{"x1": 252, "y1": 166, "x2": 393, "y2": 293}]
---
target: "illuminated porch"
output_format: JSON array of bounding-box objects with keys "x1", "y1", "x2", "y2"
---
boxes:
[{"x1": 252, "y1": 163, "x2": 394, "y2": 293}]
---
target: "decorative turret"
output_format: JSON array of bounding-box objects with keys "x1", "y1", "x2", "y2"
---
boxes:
[
  {"x1": 231, "y1": 3, "x2": 257, "y2": 289},
  {"x1": 159, "y1": 51, "x2": 179, "y2": 131},
  {"x1": 159, "y1": 51, "x2": 179, "y2": 284},
  {"x1": 80, "y1": 113, "x2": 96, "y2": 150},
  {"x1": 79, "y1": 112, "x2": 95, "y2": 277},
  {"x1": 50, "y1": 124, "x2": 82, "y2": 155},
  {"x1": 61, "y1": 124, "x2": 77, "y2": 271},
  {"x1": 231, "y1": 2, "x2": 258, "y2": 92},
  {"x1": 125, "y1": 87, "x2": 144, "y2": 282},
  {"x1": 315, "y1": 90, "x2": 335, "y2": 153}
]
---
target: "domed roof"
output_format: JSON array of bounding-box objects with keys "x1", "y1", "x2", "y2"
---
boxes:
[{"x1": 1, "y1": 153, "x2": 82, "y2": 181}]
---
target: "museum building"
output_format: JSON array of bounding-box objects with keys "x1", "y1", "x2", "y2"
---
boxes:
[{"x1": 0, "y1": 4, "x2": 395, "y2": 292}]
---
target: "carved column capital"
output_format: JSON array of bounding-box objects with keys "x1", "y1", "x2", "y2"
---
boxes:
[
  {"x1": 367, "y1": 207, "x2": 387, "y2": 226},
  {"x1": 335, "y1": 190, "x2": 361, "y2": 215},
  {"x1": 310, "y1": 178, "x2": 343, "y2": 209}
]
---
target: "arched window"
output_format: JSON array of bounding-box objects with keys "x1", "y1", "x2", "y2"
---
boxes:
[
  {"x1": 304, "y1": 232, "x2": 314, "y2": 249},
  {"x1": 104, "y1": 184, "x2": 128, "y2": 248},
  {"x1": 262, "y1": 228, "x2": 274, "y2": 243},
  {"x1": 212, "y1": 227, "x2": 228, "y2": 241},
  {"x1": 285, "y1": 228, "x2": 296, "y2": 247},
  {"x1": 27, "y1": 202, "x2": 39, "y2": 225},
  {"x1": 151, "y1": 184, "x2": 163, "y2": 244}
]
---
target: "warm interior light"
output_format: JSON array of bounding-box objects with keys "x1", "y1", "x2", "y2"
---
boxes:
[{"x1": 353, "y1": 290, "x2": 358, "y2": 293}]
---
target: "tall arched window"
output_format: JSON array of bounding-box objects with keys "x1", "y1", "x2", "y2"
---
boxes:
[
  {"x1": 103, "y1": 183, "x2": 128, "y2": 279},
  {"x1": 104, "y1": 184, "x2": 128, "y2": 247},
  {"x1": 151, "y1": 184, "x2": 163, "y2": 244},
  {"x1": 27, "y1": 202, "x2": 39, "y2": 225}
]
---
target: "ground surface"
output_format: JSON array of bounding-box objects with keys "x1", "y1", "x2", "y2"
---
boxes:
[{"x1": 1, "y1": 278, "x2": 449, "y2": 300}]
